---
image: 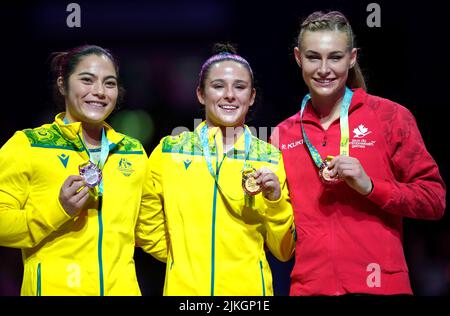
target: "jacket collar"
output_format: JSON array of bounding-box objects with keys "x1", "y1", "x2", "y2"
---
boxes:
[
  {"x1": 194, "y1": 120, "x2": 250, "y2": 154},
  {"x1": 53, "y1": 112, "x2": 124, "y2": 149},
  {"x1": 301, "y1": 88, "x2": 366, "y2": 123}
]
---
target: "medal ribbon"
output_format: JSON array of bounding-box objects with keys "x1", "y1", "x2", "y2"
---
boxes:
[
  {"x1": 64, "y1": 117, "x2": 110, "y2": 195},
  {"x1": 299, "y1": 87, "x2": 353, "y2": 168},
  {"x1": 96, "y1": 129, "x2": 109, "y2": 195},
  {"x1": 199, "y1": 123, "x2": 253, "y2": 203},
  {"x1": 200, "y1": 123, "x2": 252, "y2": 181}
]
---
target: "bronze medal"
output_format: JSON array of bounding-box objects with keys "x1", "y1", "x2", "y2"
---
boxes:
[
  {"x1": 242, "y1": 168, "x2": 261, "y2": 196},
  {"x1": 319, "y1": 155, "x2": 340, "y2": 184}
]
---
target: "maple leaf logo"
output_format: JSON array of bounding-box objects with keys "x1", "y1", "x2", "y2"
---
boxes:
[{"x1": 353, "y1": 124, "x2": 372, "y2": 138}]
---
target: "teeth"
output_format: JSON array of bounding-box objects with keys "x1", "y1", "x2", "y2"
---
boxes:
[
  {"x1": 86, "y1": 102, "x2": 105, "y2": 107},
  {"x1": 220, "y1": 105, "x2": 238, "y2": 110}
]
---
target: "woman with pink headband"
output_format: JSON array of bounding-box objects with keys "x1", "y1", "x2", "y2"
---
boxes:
[{"x1": 138, "y1": 43, "x2": 296, "y2": 295}]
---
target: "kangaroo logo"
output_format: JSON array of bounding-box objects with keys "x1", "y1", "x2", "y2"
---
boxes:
[{"x1": 118, "y1": 158, "x2": 134, "y2": 177}]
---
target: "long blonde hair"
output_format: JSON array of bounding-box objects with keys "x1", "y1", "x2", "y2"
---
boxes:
[{"x1": 297, "y1": 11, "x2": 366, "y2": 91}]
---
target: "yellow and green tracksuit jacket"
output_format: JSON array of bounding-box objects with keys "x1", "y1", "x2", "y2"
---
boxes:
[
  {"x1": 0, "y1": 113, "x2": 154, "y2": 296},
  {"x1": 142, "y1": 121, "x2": 296, "y2": 296}
]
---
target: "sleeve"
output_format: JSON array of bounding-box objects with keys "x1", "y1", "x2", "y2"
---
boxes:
[
  {"x1": 262, "y1": 155, "x2": 296, "y2": 262},
  {"x1": 367, "y1": 104, "x2": 446, "y2": 219},
  {"x1": 135, "y1": 142, "x2": 168, "y2": 262},
  {"x1": 0, "y1": 131, "x2": 72, "y2": 248}
]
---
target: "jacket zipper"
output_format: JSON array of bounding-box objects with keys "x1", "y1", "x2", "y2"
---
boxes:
[
  {"x1": 259, "y1": 260, "x2": 266, "y2": 296},
  {"x1": 210, "y1": 152, "x2": 225, "y2": 296},
  {"x1": 77, "y1": 134, "x2": 105, "y2": 296},
  {"x1": 36, "y1": 262, "x2": 41, "y2": 296},
  {"x1": 98, "y1": 195, "x2": 105, "y2": 296}
]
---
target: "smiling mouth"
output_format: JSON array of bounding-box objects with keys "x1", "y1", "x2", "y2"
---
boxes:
[
  {"x1": 314, "y1": 78, "x2": 336, "y2": 84},
  {"x1": 218, "y1": 104, "x2": 239, "y2": 110},
  {"x1": 85, "y1": 101, "x2": 108, "y2": 107}
]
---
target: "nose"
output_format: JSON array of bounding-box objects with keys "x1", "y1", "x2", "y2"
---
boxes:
[
  {"x1": 93, "y1": 81, "x2": 105, "y2": 97},
  {"x1": 224, "y1": 86, "x2": 236, "y2": 101},
  {"x1": 318, "y1": 60, "x2": 331, "y2": 76}
]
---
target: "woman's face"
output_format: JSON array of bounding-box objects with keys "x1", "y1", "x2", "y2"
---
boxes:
[
  {"x1": 197, "y1": 60, "x2": 255, "y2": 129},
  {"x1": 59, "y1": 54, "x2": 118, "y2": 125},
  {"x1": 295, "y1": 30, "x2": 356, "y2": 100}
]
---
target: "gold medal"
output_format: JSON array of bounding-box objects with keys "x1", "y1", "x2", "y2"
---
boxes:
[
  {"x1": 242, "y1": 168, "x2": 261, "y2": 196},
  {"x1": 319, "y1": 155, "x2": 340, "y2": 184}
]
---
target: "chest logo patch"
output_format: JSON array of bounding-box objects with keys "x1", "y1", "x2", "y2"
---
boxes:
[
  {"x1": 183, "y1": 159, "x2": 192, "y2": 170},
  {"x1": 118, "y1": 158, "x2": 134, "y2": 176},
  {"x1": 351, "y1": 124, "x2": 376, "y2": 149},
  {"x1": 57, "y1": 153, "x2": 70, "y2": 168},
  {"x1": 353, "y1": 124, "x2": 372, "y2": 138}
]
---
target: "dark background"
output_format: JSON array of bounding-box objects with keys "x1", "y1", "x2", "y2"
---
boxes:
[{"x1": 0, "y1": 0, "x2": 449, "y2": 296}]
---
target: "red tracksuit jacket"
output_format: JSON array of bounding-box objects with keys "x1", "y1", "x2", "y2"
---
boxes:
[{"x1": 272, "y1": 88, "x2": 446, "y2": 295}]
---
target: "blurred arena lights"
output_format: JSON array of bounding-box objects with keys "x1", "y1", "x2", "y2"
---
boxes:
[{"x1": 110, "y1": 110, "x2": 154, "y2": 147}]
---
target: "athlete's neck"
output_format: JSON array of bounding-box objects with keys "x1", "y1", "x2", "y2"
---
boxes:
[
  {"x1": 82, "y1": 124, "x2": 103, "y2": 149},
  {"x1": 310, "y1": 89, "x2": 345, "y2": 129}
]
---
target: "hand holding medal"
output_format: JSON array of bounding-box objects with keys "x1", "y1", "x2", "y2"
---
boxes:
[
  {"x1": 58, "y1": 175, "x2": 91, "y2": 216},
  {"x1": 242, "y1": 168, "x2": 262, "y2": 196},
  {"x1": 243, "y1": 167, "x2": 281, "y2": 201},
  {"x1": 324, "y1": 155, "x2": 373, "y2": 195},
  {"x1": 319, "y1": 155, "x2": 341, "y2": 184}
]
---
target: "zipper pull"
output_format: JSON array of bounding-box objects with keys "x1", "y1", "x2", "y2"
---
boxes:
[{"x1": 322, "y1": 134, "x2": 327, "y2": 146}]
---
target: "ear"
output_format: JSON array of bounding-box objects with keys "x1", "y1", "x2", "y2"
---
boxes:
[
  {"x1": 57, "y1": 76, "x2": 66, "y2": 96},
  {"x1": 249, "y1": 88, "x2": 256, "y2": 107},
  {"x1": 196, "y1": 86, "x2": 205, "y2": 105},
  {"x1": 294, "y1": 47, "x2": 302, "y2": 68},
  {"x1": 350, "y1": 48, "x2": 357, "y2": 68}
]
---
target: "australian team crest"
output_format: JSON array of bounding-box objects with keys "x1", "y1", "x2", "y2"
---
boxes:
[{"x1": 118, "y1": 158, "x2": 134, "y2": 176}]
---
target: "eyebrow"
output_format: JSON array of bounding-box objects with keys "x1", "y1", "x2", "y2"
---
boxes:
[
  {"x1": 77, "y1": 72, "x2": 117, "y2": 80},
  {"x1": 209, "y1": 79, "x2": 249, "y2": 84},
  {"x1": 233, "y1": 80, "x2": 249, "y2": 84},
  {"x1": 305, "y1": 50, "x2": 345, "y2": 55}
]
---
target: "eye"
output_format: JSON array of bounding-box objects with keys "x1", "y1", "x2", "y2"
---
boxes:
[
  {"x1": 235, "y1": 85, "x2": 247, "y2": 90},
  {"x1": 212, "y1": 84, "x2": 224, "y2": 89},
  {"x1": 105, "y1": 80, "x2": 117, "y2": 88},
  {"x1": 80, "y1": 77, "x2": 93, "y2": 83},
  {"x1": 306, "y1": 56, "x2": 320, "y2": 62},
  {"x1": 306, "y1": 55, "x2": 320, "y2": 61},
  {"x1": 330, "y1": 55, "x2": 343, "y2": 61}
]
